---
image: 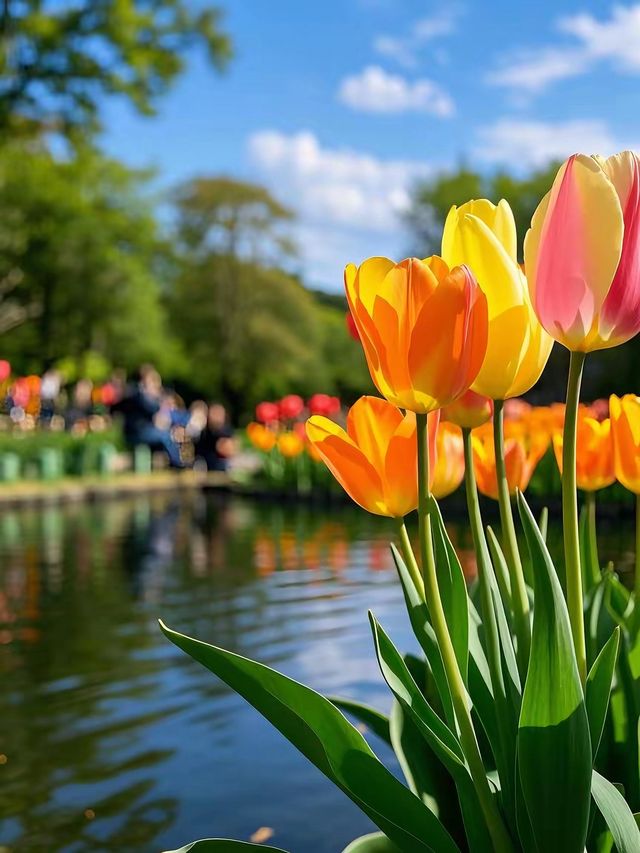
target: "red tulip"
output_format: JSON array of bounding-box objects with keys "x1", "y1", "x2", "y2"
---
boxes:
[
  {"x1": 256, "y1": 401, "x2": 280, "y2": 424},
  {"x1": 308, "y1": 393, "x2": 341, "y2": 416},
  {"x1": 279, "y1": 394, "x2": 305, "y2": 420},
  {"x1": 0, "y1": 360, "x2": 11, "y2": 382}
]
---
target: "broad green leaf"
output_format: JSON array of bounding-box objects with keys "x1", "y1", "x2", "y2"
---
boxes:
[
  {"x1": 579, "y1": 503, "x2": 600, "y2": 593},
  {"x1": 160, "y1": 621, "x2": 459, "y2": 853},
  {"x1": 516, "y1": 493, "x2": 592, "y2": 853},
  {"x1": 162, "y1": 841, "x2": 288, "y2": 853},
  {"x1": 391, "y1": 544, "x2": 455, "y2": 729},
  {"x1": 389, "y1": 698, "x2": 458, "y2": 825},
  {"x1": 429, "y1": 497, "x2": 469, "y2": 682},
  {"x1": 342, "y1": 832, "x2": 400, "y2": 852},
  {"x1": 586, "y1": 628, "x2": 620, "y2": 758},
  {"x1": 486, "y1": 526, "x2": 513, "y2": 627},
  {"x1": 592, "y1": 770, "x2": 640, "y2": 852},
  {"x1": 369, "y1": 614, "x2": 493, "y2": 853},
  {"x1": 329, "y1": 697, "x2": 391, "y2": 746}
]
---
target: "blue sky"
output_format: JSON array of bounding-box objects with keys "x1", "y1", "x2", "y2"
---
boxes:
[{"x1": 102, "y1": 0, "x2": 640, "y2": 291}]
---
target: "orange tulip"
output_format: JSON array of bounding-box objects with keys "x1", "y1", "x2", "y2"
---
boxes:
[
  {"x1": 277, "y1": 431, "x2": 305, "y2": 458},
  {"x1": 553, "y1": 414, "x2": 614, "y2": 492},
  {"x1": 432, "y1": 422, "x2": 465, "y2": 499},
  {"x1": 306, "y1": 395, "x2": 438, "y2": 517},
  {"x1": 610, "y1": 394, "x2": 640, "y2": 493},
  {"x1": 442, "y1": 389, "x2": 493, "y2": 429},
  {"x1": 246, "y1": 422, "x2": 277, "y2": 452},
  {"x1": 345, "y1": 256, "x2": 488, "y2": 413},
  {"x1": 472, "y1": 422, "x2": 549, "y2": 499}
]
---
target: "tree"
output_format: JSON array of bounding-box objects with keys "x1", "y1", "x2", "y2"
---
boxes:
[
  {"x1": 0, "y1": 140, "x2": 180, "y2": 374},
  {"x1": 0, "y1": 0, "x2": 232, "y2": 138}
]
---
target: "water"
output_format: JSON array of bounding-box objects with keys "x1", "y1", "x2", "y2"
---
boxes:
[{"x1": 0, "y1": 491, "x2": 636, "y2": 853}]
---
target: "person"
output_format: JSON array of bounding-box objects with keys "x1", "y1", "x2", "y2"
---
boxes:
[
  {"x1": 194, "y1": 403, "x2": 235, "y2": 472},
  {"x1": 112, "y1": 365, "x2": 183, "y2": 468}
]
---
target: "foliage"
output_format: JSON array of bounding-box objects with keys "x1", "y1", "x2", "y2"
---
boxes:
[{"x1": 0, "y1": 0, "x2": 232, "y2": 139}]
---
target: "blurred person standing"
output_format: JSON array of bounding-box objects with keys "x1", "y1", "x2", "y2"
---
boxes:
[{"x1": 194, "y1": 403, "x2": 235, "y2": 472}]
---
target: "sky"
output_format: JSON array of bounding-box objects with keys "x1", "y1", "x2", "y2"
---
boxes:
[{"x1": 102, "y1": 0, "x2": 640, "y2": 292}]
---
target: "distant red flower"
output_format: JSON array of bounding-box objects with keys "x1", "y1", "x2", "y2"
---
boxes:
[
  {"x1": 279, "y1": 394, "x2": 304, "y2": 420},
  {"x1": 256, "y1": 401, "x2": 280, "y2": 424},
  {"x1": 308, "y1": 393, "x2": 341, "y2": 417},
  {"x1": 346, "y1": 311, "x2": 360, "y2": 341},
  {"x1": 0, "y1": 360, "x2": 11, "y2": 382}
]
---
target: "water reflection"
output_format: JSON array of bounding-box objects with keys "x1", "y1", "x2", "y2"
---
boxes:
[{"x1": 0, "y1": 492, "x2": 635, "y2": 852}]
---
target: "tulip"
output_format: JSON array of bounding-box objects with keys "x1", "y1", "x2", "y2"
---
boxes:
[
  {"x1": 277, "y1": 431, "x2": 305, "y2": 458},
  {"x1": 255, "y1": 401, "x2": 279, "y2": 424},
  {"x1": 431, "y1": 422, "x2": 465, "y2": 499},
  {"x1": 306, "y1": 395, "x2": 437, "y2": 517},
  {"x1": 611, "y1": 394, "x2": 640, "y2": 596},
  {"x1": 553, "y1": 415, "x2": 614, "y2": 492},
  {"x1": 0, "y1": 360, "x2": 11, "y2": 382},
  {"x1": 610, "y1": 395, "x2": 640, "y2": 494},
  {"x1": 308, "y1": 393, "x2": 341, "y2": 417},
  {"x1": 345, "y1": 256, "x2": 488, "y2": 413},
  {"x1": 525, "y1": 151, "x2": 640, "y2": 352},
  {"x1": 246, "y1": 422, "x2": 277, "y2": 453},
  {"x1": 443, "y1": 199, "x2": 553, "y2": 398},
  {"x1": 442, "y1": 389, "x2": 492, "y2": 429},
  {"x1": 472, "y1": 423, "x2": 548, "y2": 500},
  {"x1": 346, "y1": 310, "x2": 360, "y2": 341},
  {"x1": 279, "y1": 395, "x2": 305, "y2": 420}
]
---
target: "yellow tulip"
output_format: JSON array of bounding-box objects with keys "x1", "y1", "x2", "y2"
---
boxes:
[
  {"x1": 610, "y1": 394, "x2": 640, "y2": 493},
  {"x1": 442, "y1": 389, "x2": 493, "y2": 429},
  {"x1": 306, "y1": 395, "x2": 437, "y2": 517},
  {"x1": 277, "y1": 431, "x2": 305, "y2": 458},
  {"x1": 345, "y1": 256, "x2": 488, "y2": 413},
  {"x1": 442, "y1": 199, "x2": 553, "y2": 399}
]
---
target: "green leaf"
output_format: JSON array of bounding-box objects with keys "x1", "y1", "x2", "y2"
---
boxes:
[
  {"x1": 586, "y1": 628, "x2": 620, "y2": 758},
  {"x1": 162, "y1": 841, "x2": 288, "y2": 853},
  {"x1": 592, "y1": 770, "x2": 640, "y2": 852},
  {"x1": 486, "y1": 526, "x2": 513, "y2": 626},
  {"x1": 390, "y1": 544, "x2": 455, "y2": 729},
  {"x1": 342, "y1": 832, "x2": 400, "y2": 852},
  {"x1": 515, "y1": 492, "x2": 592, "y2": 853},
  {"x1": 369, "y1": 614, "x2": 492, "y2": 853},
  {"x1": 328, "y1": 697, "x2": 391, "y2": 746},
  {"x1": 429, "y1": 497, "x2": 469, "y2": 682},
  {"x1": 579, "y1": 503, "x2": 600, "y2": 593},
  {"x1": 160, "y1": 621, "x2": 459, "y2": 853},
  {"x1": 538, "y1": 507, "x2": 548, "y2": 543}
]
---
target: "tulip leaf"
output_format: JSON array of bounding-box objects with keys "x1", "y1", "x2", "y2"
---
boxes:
[
  {"x1": 586, "y1": 627, "x2": 620, "y2": 758},
  {"x1": 390, "y1": 543, "x2": 455, "y2": 729},
  {"x1": 160, "y1": 621, "x2": 459, "y2": 853},
  {"x1": 429, "y1": 497, "x2": 469, "y2": 682},
  {"x1": 342, "y1": 832, "x2": 400, "y2": 852},
  {"x1": 486, "y1": 526, "x2": 513, "y2": 625},
  {"x1": 162, "y1": 841, "x2": 288, "y2": 853},
  {"x1": 591, "y1": 769, "x2": 640, "y2": 853},
  {"x1": 579, "y1": 504, "x2": 601, "y2": 593},
  {"x1": 369, "y1": 614, "x2": 493, "y2": 853},
  {"x1": 328, "y1": 697, "x2": 391, "y2": 746},
  {"x1": 515, "y1": 492, "x2": 592, "y2": 853}
]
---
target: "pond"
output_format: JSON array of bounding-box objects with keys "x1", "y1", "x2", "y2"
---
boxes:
[{"x1": 0, "y1": 491, "x2": 636, "y2": 853}]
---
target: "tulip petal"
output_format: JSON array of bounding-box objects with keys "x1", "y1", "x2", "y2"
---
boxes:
[
  {"x1": 306, "y1": 416, "x2": 386, "y2": 514},
  {"x1": 347, "y1": 396, "x2": 404, "y2": 475},
  {"x1": 525, "y1": 155, "x2": 624, "y2": 349},
  {"x1": 383, "y1": 411, "x2": 420, "y2": 516}
]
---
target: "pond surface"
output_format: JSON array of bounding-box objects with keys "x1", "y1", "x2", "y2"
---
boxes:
[{"x1": 0, "y1": 491, "x2": 636, "y2": 853}]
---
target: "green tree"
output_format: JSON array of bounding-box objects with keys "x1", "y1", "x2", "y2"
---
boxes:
[
  {"x1": 0, "y1": 140, "x2": 181, "y2": 374},
  {"x1": 0, "y1": 0, "x2": 232, "y2": 138}
]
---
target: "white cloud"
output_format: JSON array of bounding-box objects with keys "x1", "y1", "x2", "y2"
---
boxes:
[
  {"x1": 374, "y1": 7, "x2": 462, "y2": 67},
  {"x1": 488, "y1": 4, "x2": 640, "y2": 94},
  {"x1": 475, "y1": 118, "x2": 637, "y2": 169},
  {"x1": 337, "y1": 66, "x2": 454, "y2": 116},
  {"x1": 248, "y1": 130, "x2": 433, "y2": 287}
]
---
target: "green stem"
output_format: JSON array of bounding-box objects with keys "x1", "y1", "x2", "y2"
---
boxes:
[
  {"x1": 493, "y1": 400, "x2": 530, "y2": 675},
  {"x1": 417, "y1": 415, "x2": 512, "y2": 853},
  {"x1": 562, "y1": 350, "x2": 587, "y2": 685},
  {"x1": 636, "y1": 495, "x2": 640, "y2": 599},
  {"x1": 396, "y1": 518, "x2": 425, "y2": 599},
  {"x1": 584, "y1": 491, "x2": 600, "y2": 590}
]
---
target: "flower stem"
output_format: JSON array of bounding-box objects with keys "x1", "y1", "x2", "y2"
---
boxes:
[
  {"x1": 417, "y1": 414, "x2": 512, "y2": 853},
  {"x1": 492, "y1": 400, "x2": 530, "y2": 675},
  {"x1": 584, "y1": 491, "x2": 600, "y2": 591},
  {"x1": 396, "y1": 518, "x2": 425, "y2": 599},
  {"x1": 562, "y1": 350, "x2": 587, "y2": 685}
]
